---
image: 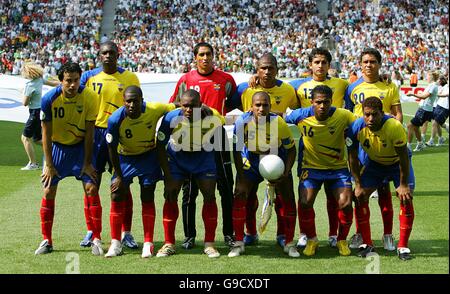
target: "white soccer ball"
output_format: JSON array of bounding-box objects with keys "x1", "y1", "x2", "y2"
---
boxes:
[{"x1": 258, "y1": 154, "x2": 285, "y2": 181}]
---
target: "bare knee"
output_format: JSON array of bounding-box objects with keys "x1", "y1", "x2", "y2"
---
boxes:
[
  {"x1": 21, "y1": 135, "x2": 31, "y2": 144},
  {"x1": 338, "y1": 197, "x2": 352, "y2": 210},
  {"x1": 84, "y1": 183, "x2": 98, "y2": 196},
  {"x1": 43, "y1": 186, "x2": 57, "y2": 200}
]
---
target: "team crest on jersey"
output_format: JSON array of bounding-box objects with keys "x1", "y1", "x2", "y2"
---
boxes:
[
  {"x1": 157, "y1": 131, "x2": 166, "y2": 141},
  {"x1": 213, "y1": 84, "x2": 221, "y2": 91},
  {"x1": 345, "y1": 137, "x2": 353, "y2": 147},
  {"x1": 379, "y1": 92, "x2": 385, "y2": 100},
  {"x1": 76, "y1": 105, "x2": 83, "y2": 113},
  {"x1": 274, "y1": 96, "x2": 282, "y2": 105},
  {"x1": 381, "y1": 140, "x2": 387, "y2": 147},
  {"x1": 118, "y1": 84, "x2": 124, "y2": 92},
  {"x1": 328, "y1": 126, "x2": 336, "y2": 135}
]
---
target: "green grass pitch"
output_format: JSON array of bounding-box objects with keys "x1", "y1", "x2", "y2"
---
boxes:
[{"x1": 0, "y1": 103, "x2": 448, "y2": 274}]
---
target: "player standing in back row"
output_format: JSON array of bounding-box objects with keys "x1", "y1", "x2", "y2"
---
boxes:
[
  {"x1": 344, "y1": 48, "x2": 403, "y2": 253},
  {"x1": 80, "y1": 41, "x2": 141, "y2": 249},
  {"x1": 289, "y1": 47, "x2": 349, "y2": 249}
]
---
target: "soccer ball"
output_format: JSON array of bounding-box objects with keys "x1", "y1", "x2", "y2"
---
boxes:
[{"x1": 258, "y1": 154, "x2": 285, "y2": 181}]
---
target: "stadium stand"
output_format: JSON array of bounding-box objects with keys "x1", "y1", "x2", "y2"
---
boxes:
[{"x1": 1, "y1": 0, "x2": 448, "y2": 80}]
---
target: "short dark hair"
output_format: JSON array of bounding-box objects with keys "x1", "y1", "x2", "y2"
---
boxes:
[
  {"x1": 194, "y1": 42, "x2": 214, "y2": 57},
  {"x1": 257, "y1": 53, "x2": 278, "y2": 69},
  {"x1": 360, "y1": 48, "x2": 382, "y2": 64},
  {"x1": 362, "y1": 96, "x2": 383, "y2": 112},
  {"x1": 100, "y1": 41, "x2": 119, "y2": 53},
  {"x1": 311, "y1": 85, "x2": 333, "y2": 100},
  {"x1": 124, "y1": 85, "x2": 143, "y2": 98},
  {"x1": 181, "y1": 89, "x2": 201, "y2": 104},
  {"x1": 251, "y1": 91, "x2": 270, "y2": 104},
  {"x1": 57, "y1": 62, "x2": 82, "y2": 81},
  {"x1": 309, "y1": 47, "x2": 332, "y2": 63},
  {"x1": 439, "y1": 75, "x2": 447, "y2": 86}
]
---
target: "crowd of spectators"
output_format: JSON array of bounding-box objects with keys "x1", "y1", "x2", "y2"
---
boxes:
[
  {"x1": 1, "y1": 0, "x2": 448, "y2": 81},
  {"x1": 111, "y1": 0, "x2": 448, "y2": 80},
  {"x1": 0, "y1": 0, "x2": 103, "y2": 76}
]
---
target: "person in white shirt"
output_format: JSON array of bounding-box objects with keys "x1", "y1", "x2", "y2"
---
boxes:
[
  {"x1": 406, "y1": 71, "x2": 440, "y2": 151},
  {"x1": 428, "y1": 76, "x2": 449, "y2": 146}
]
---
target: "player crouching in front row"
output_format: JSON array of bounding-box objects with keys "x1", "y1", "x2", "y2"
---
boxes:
[
  {"x1": 347, "y1": 96, "x2": 415, "y2": 261},
  {"x1": 156, "y1": 90, "x2": 223, "y2": 258},
  {"x1": 285, "y1": 85, "x2": 355, "y2": 257},
  {"x1": 230, "y1": 92, "x2": 298, "y2": 258},
  {"x1": 104, "y1": 86, "x2": 176, "y2": 258}
]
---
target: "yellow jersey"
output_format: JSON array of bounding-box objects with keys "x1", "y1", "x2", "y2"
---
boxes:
[
  {"x1": 158, "y1": 108, "x2": 225, "y2": 152},
  {"x1": 346, "y1": 115, "x2": 407, "y2": 165},
  {"x1": 345, "y1": 77, "x2": 400, "y2": 117},
  {"x1": 80, "y1": 67, "x2": 140, "y2": 128},
  {"x1": 295, "y1": 77, "x2": 348, "y2": 108},
  {"x1": 107, "y1": 102, "x2": 176, "y2": 155},
  {"x1": 41, "y1": 85, "x2": 98, "y2": 145},
  {"x1": 286, "y1": 106, "x2": 356, "y2": 169},
  {"x1": 232, "y1": 80, "x2": 299, "y2": 113},
  {"x1": 234, "y1": 112, "x2": 295, "y2": 154}
]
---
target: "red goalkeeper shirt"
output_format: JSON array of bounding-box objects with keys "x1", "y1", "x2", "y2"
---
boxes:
[{"x1": 170, "y1": 69, "x2": 236, "y2": 115}]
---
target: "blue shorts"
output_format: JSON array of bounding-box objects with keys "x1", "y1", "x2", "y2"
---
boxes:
[
  {"x1": 23, "y1": 108, "x2": 42, "y2": 141},
  {"x1": 167, "y1": 146, "x2": 216, "y2": 180},
  {"x1": 299, "y1": 168, "x2": 352, "y2": 190},
  {"x1": 410, "y1": 108, "x2": 433, "y2": 127},
  {"x1": 241, "y1": 148, "x2": 287, "y2": 183},
  {"x1": 360, "y1": 159, "x2": 415, "y2": 190},
  {"x1": 433, "y1": 105, "x2": 449, "y2": 126},
  {"x1": 93, "y1": 127, "x2": 110, "y2": 174},
  {"x1": 111, "y1": 150, "x2": 162, "y2": 186},
  {"x1": 49, "y1": 142, "x2": 94, "y2": 186},
  {"x1": 357, "y1": 145, "x2": 413, "y2": 185}
]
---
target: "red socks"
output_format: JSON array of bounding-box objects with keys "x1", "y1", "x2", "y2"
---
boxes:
[
  {"x1": 87, "y1": 195, "x2": 102, "y2": 240},
  {"x1": 142, "y1": 201, "x2": 156, "y2": 243},
  {"x1": 378, "y1": 190, "x2": 394, "y2": 235},
  {"x1": 355, "y1": 202, "x2": 372, "y2": 246},
  {"x1": 162, "y1": 200, "x2": 179, "y2": 244},
  {"x1": 337, "y1": 208, "x2": 353, "y2": 241},
  {"x1": 110, "y1": 201, "x2": 125, "y2": 241},
  {"x1": 122, "y1": 190, "x2": 133, "y2": 232},
  {"x1": 83, "y1": 195, "x2": 93, "y2": 231},
  {"x1": 40, "y1": 198, "x2": 55, "y2": 244},
  {"x1": 202, "y1": 201, "x2": 218, "y2": 243},
  {"x1": 279, "y1": 197, "x2": 296, "y2": 245},
  {"x1": 298, "y1": 206, "x2": 316, "y2": 239},
  {"x1": 232, "y1": 198, "x2": 246, "y2": 241},
  {"x1": 398, "y1": 201, "x2": 415, "y2": 248}
]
